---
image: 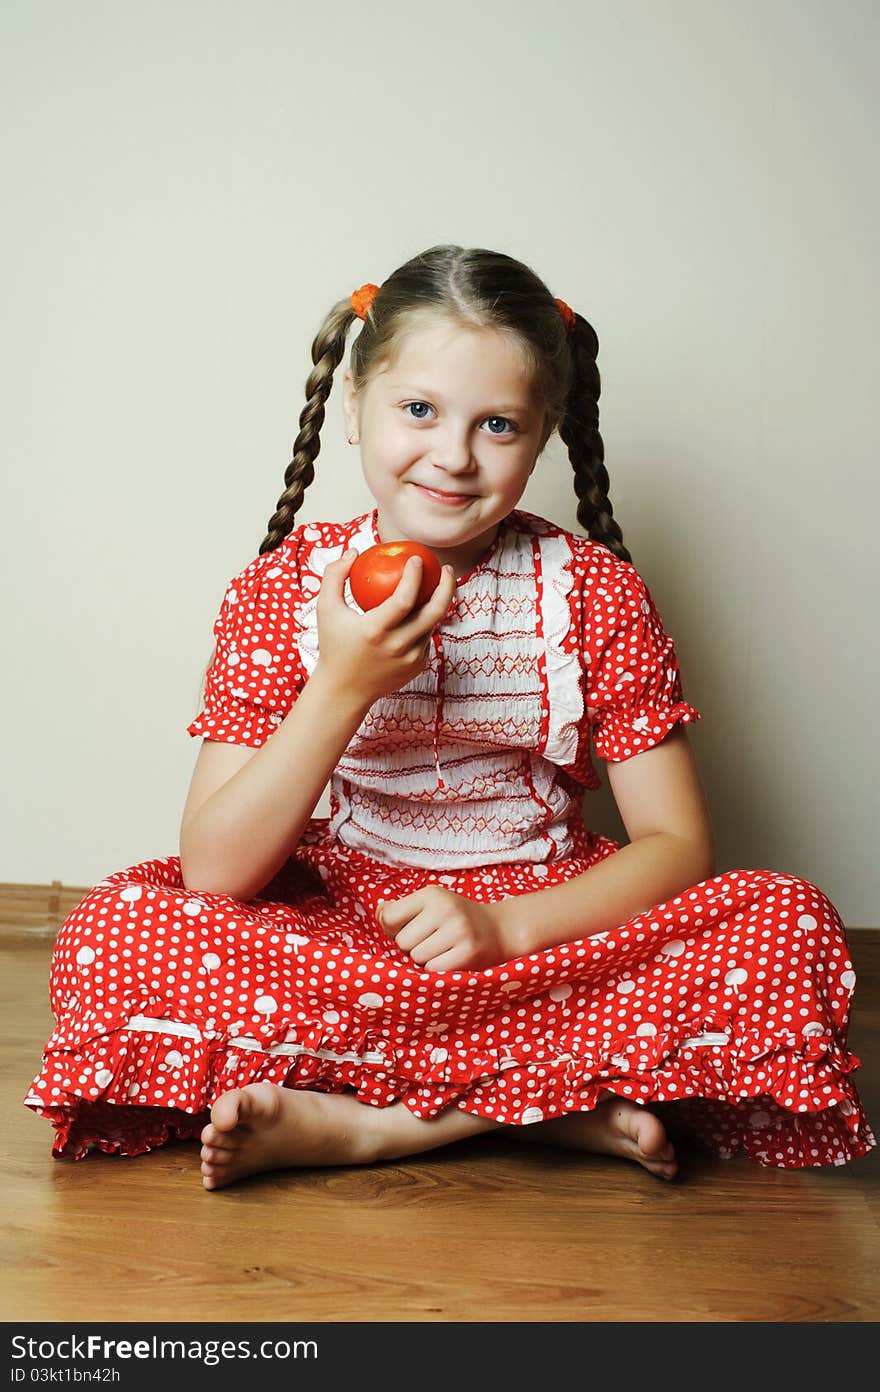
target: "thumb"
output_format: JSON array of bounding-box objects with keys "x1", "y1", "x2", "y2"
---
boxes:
[{"x1": 319, "y1": 548, "x2": 358, "y2": 600}]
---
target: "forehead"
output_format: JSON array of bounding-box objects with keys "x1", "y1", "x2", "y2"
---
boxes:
[{"x1": 379, "y1": 319, "x2": 536, "y2": 398}]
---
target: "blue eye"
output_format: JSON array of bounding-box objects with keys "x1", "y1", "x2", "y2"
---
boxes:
[{"x1": 402, "y1": 402, "x2": 518, "y2": 434}]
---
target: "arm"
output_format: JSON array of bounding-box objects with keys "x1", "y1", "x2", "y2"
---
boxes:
[
  {"x1": 499, "y1": 726, "x2": 717, "y2": 955},
  {"x1": 179, "y1": 663, "x2": 371, "y2": 902},
  {"x1": 180, "y1": 548, "x2": 458, "y2": 903}
]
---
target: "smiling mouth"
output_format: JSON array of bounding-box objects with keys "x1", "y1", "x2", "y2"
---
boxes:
[{"x1": 414, "y1": 483, "x2": 475, "y2": 499}]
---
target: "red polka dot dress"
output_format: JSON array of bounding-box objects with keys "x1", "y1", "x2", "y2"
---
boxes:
[{"x1": 24, "y1": 509, "x2": 876, "y2": 1169}]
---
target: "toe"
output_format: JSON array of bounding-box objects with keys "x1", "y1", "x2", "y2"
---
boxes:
[
  {"x1": 644, "y1": 1155, "x2": 678, "y2": 1181},
  {"x1": 210, "y1": 1088, "x2": 244, "y2": 1133}
]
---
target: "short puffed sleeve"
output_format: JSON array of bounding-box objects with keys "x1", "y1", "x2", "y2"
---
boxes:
[
  {"x1": 582, "y1": 558, "x2": 701, "y2": 762},
  {"x1": 186, "y1": 542, "x2": 307, "y2": 749}
]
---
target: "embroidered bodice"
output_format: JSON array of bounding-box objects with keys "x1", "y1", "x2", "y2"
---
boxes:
[{"x1": 187, "y1": 508, "x2": 701, "y2": 870}]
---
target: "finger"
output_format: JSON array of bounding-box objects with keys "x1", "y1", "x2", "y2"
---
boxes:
[
  {"x1": 376, "y1": 891, "x2": 422, "y2": 933},
  {"x1": 372, "y1": 555, "x2": 426, "y2": 623},
  {"x1": 393, "y1": 916, "x2": 440, "y2": 954},
  {"x1": 319, "y1": 548, "x2": 358, "y2": 603},
  {"x1": 421, "y1": 564, "x2": 458, "y2": 617},
  {"x1": 423, "y1": 946, "x2": 470, "y2": 973},
  {"x1": 396, "y1": 565, "x2": 458, "y2": 642},
  {"x1": 406, "y1": 927, "x2": 458, "y2": 966}
]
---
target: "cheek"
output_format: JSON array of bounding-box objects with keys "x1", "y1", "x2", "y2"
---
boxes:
[
  {"x1": 495, "y1": 459, "x2": 533, "y2": 492},
  {"x1": 368, "y1": 426, "x2": 421, "y2": 467}
]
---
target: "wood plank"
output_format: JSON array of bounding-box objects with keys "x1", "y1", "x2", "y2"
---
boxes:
[{"x1": 2, "y1": 930, "x2": 877, "y2": 1322}]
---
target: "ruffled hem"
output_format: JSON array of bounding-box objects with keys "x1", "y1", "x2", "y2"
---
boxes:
[
  {"x1": 23, "y1": 996, "x2": 876, "y2": 1169},
  {"x1": 592, "y1": 700, "x2": 702, "y2": 764}
]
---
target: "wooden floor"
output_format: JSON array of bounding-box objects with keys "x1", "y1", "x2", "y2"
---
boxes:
[{"x1": 3, "y1": 888, "x2": 879, "y2": 1323}]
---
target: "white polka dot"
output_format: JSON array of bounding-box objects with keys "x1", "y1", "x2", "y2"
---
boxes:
[
  {"x1": 358, "y1": 993, "x2": 385, "y2": 1009},
  {"x1": 802, "y1": 1021, "x2": 825, "y2": 1037},
  {"x1": 658, "y1": 940, "x2": 686, "y2": 958},
  {"x1": 549, "y1": 984, "x2": 572, "y2": 1001},
  {"x1": 724, "y1": 968, "x2": 748, "y2": 987},
  {"x1": 254, "y1": 994, "x2": 278, "y2": 1014},
  {"x1": 94, "y1": 1069, "x2": 113, "y2": 1087},
  {"x1": 76, "y1": 946, "x2": 95, "y2": 966},
  {"x1": 29, "y1": 563, "x2": 867, "y2": 1175}
]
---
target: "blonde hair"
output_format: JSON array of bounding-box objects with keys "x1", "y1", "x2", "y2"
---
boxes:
[{"x1": 196, "y1": 243, "x2": 630, "y2": 708}]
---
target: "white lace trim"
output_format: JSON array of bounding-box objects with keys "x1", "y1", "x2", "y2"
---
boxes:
[
  {"x1": 294, "y1": 512, "x2": 375, "y2": 677},
  {"x1": 539, "y1": 532, "x2": 582, "y2": 766}
]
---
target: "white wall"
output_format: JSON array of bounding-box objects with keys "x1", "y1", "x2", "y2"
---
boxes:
[{"x1": 2, "y1": 0, "x2": 877, "y2": 924}]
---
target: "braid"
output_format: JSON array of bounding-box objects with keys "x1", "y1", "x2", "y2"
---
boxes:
[
  {"x1": 194, "y1": 297, "x2": 358, "y2": 714},
  {"x1": 258, "y1": 298, "x2": 359, "y2": 555},
  {"x1": 558, "y1": 314, "x2": 632, "y2": 566},
  {"x1": 193, "y1": 249, "x2": 632, "y2": 718}
]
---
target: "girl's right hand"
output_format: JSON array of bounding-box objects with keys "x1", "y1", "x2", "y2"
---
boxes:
[{"x1": 314, "y1": 549, "x2": 458, "y2": 705}]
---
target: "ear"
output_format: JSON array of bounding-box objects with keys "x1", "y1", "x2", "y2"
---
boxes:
[{"x1": 342, "y1": 370, "x2": 358, "y2": 435}]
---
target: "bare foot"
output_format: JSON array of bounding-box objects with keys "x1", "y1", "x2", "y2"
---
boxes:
[
  {"x1": 199, "y1": 1082, "x2": 498, "y2": 1191},
  {"x1": 199, "y1": 1082, "x2": 380, "y2": 1190},
  {"x1": 514, "y1": 1097, "x2": 679, "y2": 1180}
]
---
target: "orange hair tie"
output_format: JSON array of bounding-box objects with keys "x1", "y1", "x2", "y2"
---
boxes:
[
  {"x1": 554, "y1": 297, "x2": 576, "y2": 333},
  {"x1": 351, "y1": 283, "x2": 380, "y2": 320},
  {"x1": 351, "y1": 282, "x2": 575, "y2": 334}
]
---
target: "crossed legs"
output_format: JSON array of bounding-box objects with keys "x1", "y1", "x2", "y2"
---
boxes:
[{"x1": 198, "y1": 1083, "x2": 678, "y2": 1190}]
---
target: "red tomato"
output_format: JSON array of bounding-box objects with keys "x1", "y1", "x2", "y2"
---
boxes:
[{"x1": 349, "y1": 540, "x2": 444, "y2": 611}]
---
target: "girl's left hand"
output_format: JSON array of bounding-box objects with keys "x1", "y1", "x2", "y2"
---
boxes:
[{"x1": 377, "y1": 887, "x2": 518, "y2": 972}]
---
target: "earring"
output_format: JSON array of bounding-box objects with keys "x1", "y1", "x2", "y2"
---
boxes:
[{"x1": 347, "y1": 432, "x2": 359, "y2": 445}]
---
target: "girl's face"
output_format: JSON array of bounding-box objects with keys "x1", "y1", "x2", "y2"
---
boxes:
[{"x1": 343, "y1": 317, "x2": 550, "y2": 577}]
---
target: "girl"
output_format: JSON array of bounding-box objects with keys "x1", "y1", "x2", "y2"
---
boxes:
[{"x1": 25, "y1": 244, "x2": 875, "y2": 1188}]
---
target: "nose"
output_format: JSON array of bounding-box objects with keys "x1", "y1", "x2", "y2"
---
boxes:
[{"x1": 428, "y1": 425, "x2": 478, "y2": 477}]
